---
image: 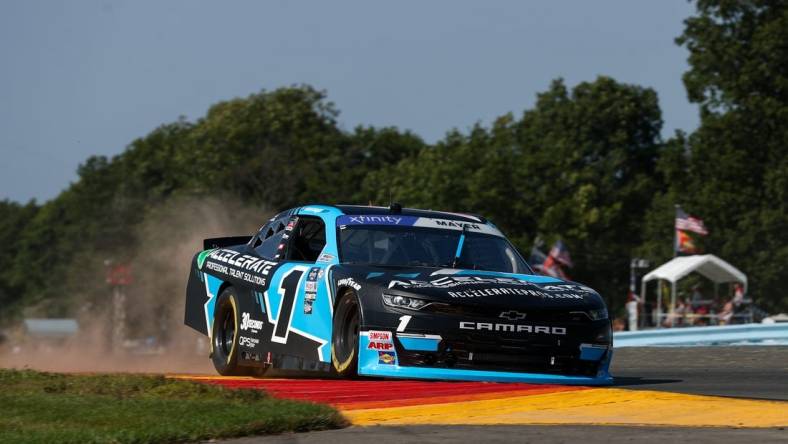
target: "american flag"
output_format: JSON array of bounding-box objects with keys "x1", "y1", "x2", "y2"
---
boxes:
[
  {"x1": 675, "y1": 206, "x2": 708, "y2": 235},
  {"x1": 549, "y1": 240, "x2": 573, "y2": 268},
  {"x1": 542, "y1": 255, "x2": 570, "y2": 279}
]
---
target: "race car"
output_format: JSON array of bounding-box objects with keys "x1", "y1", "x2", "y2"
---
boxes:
[{"x1": 184, "y1": 204, "x2": 613, "y2": 384}]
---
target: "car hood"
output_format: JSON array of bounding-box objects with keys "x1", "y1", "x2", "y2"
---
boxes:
[{"x1": 336, "y1": 264, "x2": 605, "y2": 311}]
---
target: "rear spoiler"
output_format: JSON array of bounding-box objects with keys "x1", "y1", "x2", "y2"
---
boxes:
[{"x1": 203, "y1": 236, "x2": 252, "y2": 250}]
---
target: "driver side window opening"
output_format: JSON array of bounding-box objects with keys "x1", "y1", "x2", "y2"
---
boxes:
[
  {"x1": 286, "y1": 217, "x2": 326, "y2": 262},
  {"x1": 255, "y1": 220, "x2": 286, "y2": 259}
]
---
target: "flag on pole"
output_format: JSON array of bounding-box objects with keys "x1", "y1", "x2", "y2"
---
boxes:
[
  {"x1": 549, "y1": 240, "x2": 573, "y2": 268},
  {"x1": 675, "y1": 206, "x2": 708, "y2": 235},
  {"x1": 542, "y1": 254, "x2": 570, "y2": 279},
  {"x1": 675, "y1": 229, "x2": 698, "y2": 254},
  {"x1": 674, "y1": 205, "x2": 707, "y2": 255}
]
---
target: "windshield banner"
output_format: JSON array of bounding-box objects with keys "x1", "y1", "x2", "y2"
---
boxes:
[{"x1": 336, "y1": 215, "x2": 503, "y2": 237}]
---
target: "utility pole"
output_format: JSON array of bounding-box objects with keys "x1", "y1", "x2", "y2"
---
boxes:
[
  {"x1": 629, "y1": 258, "x2": 650, "y2": 330},
  {"x1": 105, "y1": 260, "x2": 133, "y2": 353}
]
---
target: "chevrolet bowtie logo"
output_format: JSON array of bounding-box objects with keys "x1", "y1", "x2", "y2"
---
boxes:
[{"x1": 499, "y1": 310, "x2": 527, "y2": 320}]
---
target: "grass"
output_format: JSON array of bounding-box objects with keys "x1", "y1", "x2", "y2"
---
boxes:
[{"x1": 0, "y1": 369, "x2": 348, "y2": 444}]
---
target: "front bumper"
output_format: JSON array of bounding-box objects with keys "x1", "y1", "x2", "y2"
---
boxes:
[{"x1": 358, "y1": 331, "x2": 613, "y2": 385}]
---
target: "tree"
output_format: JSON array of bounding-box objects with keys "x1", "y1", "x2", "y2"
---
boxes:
[
  {"x1": 365, "y1": 77, "x2": 665, "y2": 310},
  {"x1": 676, "y1": 0, "x2": 787, "y2": 311}
]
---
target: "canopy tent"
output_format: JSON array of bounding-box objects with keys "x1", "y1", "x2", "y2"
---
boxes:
[{"x1": 640, "y1": 254, "x2": 747, "y2": 326}]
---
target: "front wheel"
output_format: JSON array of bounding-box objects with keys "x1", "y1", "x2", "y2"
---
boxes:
[{"x1": 331, "y1": 291, "x2": 360, "y2": 377}]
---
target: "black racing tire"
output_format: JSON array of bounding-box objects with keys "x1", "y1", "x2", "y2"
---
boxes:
[
  {"x1": 331, "y1": 291, "x2": 361, "y2": 377},
  {"x1": 211, "y1": 287, "x2": 243, "y2": 376}
]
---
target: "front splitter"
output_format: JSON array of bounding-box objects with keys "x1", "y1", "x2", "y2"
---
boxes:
[{"x1": 359, "y1": 363, "x2": 612, "y2": 385}]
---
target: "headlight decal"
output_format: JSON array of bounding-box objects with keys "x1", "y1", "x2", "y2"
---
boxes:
[{"x1": 382, "y1": 293, "x2": 430, "y2": 310}]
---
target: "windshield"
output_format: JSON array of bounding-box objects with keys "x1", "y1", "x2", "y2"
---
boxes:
[{"x1": 338, "y1": 226, "x2": 532, "y2": 274}]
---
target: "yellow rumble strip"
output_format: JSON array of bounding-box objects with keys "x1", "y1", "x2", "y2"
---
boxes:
[{"x1": 344, "y1": 388, "x2": 788, "y2": 428}]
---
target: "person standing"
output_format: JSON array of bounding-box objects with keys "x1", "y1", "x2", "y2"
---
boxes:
[{"x1": 626, "y1": 292, "x2": 640, "y2": 331}]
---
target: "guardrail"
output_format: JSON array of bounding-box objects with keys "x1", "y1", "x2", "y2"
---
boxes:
[{"x1": 613, "y1": 323, "x2": 788, "y2": 348}]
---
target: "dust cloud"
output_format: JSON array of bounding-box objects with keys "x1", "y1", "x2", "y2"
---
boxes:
[{"x1": 0, "y1": 196, "x2": 270, "y2": 374}]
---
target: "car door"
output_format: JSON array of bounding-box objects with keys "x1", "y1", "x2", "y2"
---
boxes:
[{"x1": 257, "y1": 214, "x2": 335, "y2": 367}]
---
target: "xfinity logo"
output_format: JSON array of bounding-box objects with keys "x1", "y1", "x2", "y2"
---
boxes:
[
  {"x1": 348, "y1": 215, "x2": 403, "y2": 224},
  {"x1": 240, "y1": 312, "x2": 264, "y2": 331},
  {"x1": 499, "y1": 310, "x2": 527, "y2": 320},
  {"x1": 459, "y1": 321, "x2": 566, "y2": 335}
]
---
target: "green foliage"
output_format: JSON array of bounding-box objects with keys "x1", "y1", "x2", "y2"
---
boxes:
[
  {"x1": 0, "y1": 369, "x2": 346, "y2": 444},
  {"x1": 675, "y1": 0, "x2": 788, "y2": 312},
  {"x1": 364, "y1": 77, "x2": 664, "y2": 307}
]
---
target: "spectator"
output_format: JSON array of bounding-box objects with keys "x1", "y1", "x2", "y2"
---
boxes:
[
  {"x1": 732, "y1": 283, "x2": 745, "y2": 308},
  {"x1": 719, "y1": 300, "x2": 734, "y2": 325},
  {"x1": 625, "y1": 292, "x2": 640, "y2": 331}
]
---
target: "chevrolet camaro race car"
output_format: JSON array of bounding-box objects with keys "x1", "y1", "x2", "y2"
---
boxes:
[{"x1": 184, "y1": 204, "x2": 613, "y2": 384}]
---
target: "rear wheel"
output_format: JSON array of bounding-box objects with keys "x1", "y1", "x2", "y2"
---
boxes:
[
  {"x1": 331, "y1": 291, "x2": 360, "y2": 377},
  {"x1": 211, "y1": 288, "x2": 242, "y2": 376}
]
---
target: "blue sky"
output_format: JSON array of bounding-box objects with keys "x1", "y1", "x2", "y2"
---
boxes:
[{"x1": 0, "y1": 1, "x2": 697, "y2": 203}]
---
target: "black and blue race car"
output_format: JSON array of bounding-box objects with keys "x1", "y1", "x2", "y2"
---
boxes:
[{"x1": 184, "y1": 204, "x2": 613, "y2": 384}]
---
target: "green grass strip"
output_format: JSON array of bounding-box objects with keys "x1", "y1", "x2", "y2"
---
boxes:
[{"x1": 0, "y1": 369, "x2": 347, "y2": 444}]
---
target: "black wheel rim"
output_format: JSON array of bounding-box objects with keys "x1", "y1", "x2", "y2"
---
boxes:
[
  {"x1": 335, "y1": 302, "x2": 359, "y2": 362},
  {"x1": 218, "y1": 308, "x2": 235, "y2": 355}
]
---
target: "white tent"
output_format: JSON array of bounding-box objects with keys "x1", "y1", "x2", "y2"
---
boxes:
[{"x1": 640, "y1": 254, "x2": 747, "y2": 325}]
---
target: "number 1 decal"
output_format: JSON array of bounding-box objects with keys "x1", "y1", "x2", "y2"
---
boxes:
[
  {"x1": 397, "y1": 315, "x2": 412, "y2": 332},
  {"x1": 271, "y1": 269, "x2": 304, "y2": 343}
]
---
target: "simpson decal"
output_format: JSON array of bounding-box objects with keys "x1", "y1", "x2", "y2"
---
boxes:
[{"x1": 367, "y1": 330, "x2": 393, "y2": 342}]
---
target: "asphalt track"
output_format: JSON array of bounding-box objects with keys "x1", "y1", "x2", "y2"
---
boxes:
[{"x1": 196, "y1": 346, "x2": 788, "y2": 443}]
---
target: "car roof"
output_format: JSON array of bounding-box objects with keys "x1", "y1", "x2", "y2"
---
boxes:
[{"x1": 333, "y1": 204, "x2": 486, "y2": 223}]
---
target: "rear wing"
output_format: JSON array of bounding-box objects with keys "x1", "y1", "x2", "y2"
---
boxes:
[{"x1": 203, "y1": 236, "x2": 252, "y2": 250}]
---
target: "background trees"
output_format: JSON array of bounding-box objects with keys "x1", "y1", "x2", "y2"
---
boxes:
[{"x1": 1, "y1": 1, "x2": 785, "y2": 322}]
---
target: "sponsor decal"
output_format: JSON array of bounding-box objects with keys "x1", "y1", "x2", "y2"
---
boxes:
[
  {"x1": 459, "y1": 321, "x2": 566, "y2": 335},
  {"x1": 196, "y1": 248, "x2": 216, "y2": 269},
  {"x1": 303, "y1": 299, "x2": 314, "y2": 314},
  {"x1": 240, "y1": 312, "x2": 264, "y2": 332},
  {"x1": 336, "y1": 215, "x2": 503, "y2": 237},
  {"x1": 367, "y1": 341, "x2": 394, "y2": 351},
  {"x1": 387, "y1": 277, "x2": 587, "y2": 300},
  {"x1": 542, "y1": 284, "x2": 596, "y2": 294},
  {"x1": 337, "y1": 277, "x2": 361, "y2": 291},
  {"x1": 203, "y1": 249, "x2": 277, "y2": 286},
  {"x1": 434, "y1": 220, "x2": 480, "y2": 230},
  {"x1": 317, "y1": 269, "x2": 324, "y2": 279},
  {"x1": 305, "y1": 281, "x2": 317, "y2": 292},
  {"x1": 368, "y1": 330, "x2": 393, "y2": 342},
  {"x1": 337, "y1": 215, "x2": 417, "y2": 226},
  {"x1": 378, "y1": 351, "x2": 397, "y2": 365},
  {"x1": 304, "y1": 292, "x2": 317, "y2": 301},
  {"x1": 307, "y1": 267, "x2": 320, "y2": 281},
  {"x1": 285, "y1": 221, "x2": 295, "y2": 231},
  {"x1": 317, "y1": 253, "x2": 336, "y2": 263},
  {"x1": 239, "y1": 336, "x2": 259, "y2": 347}
]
